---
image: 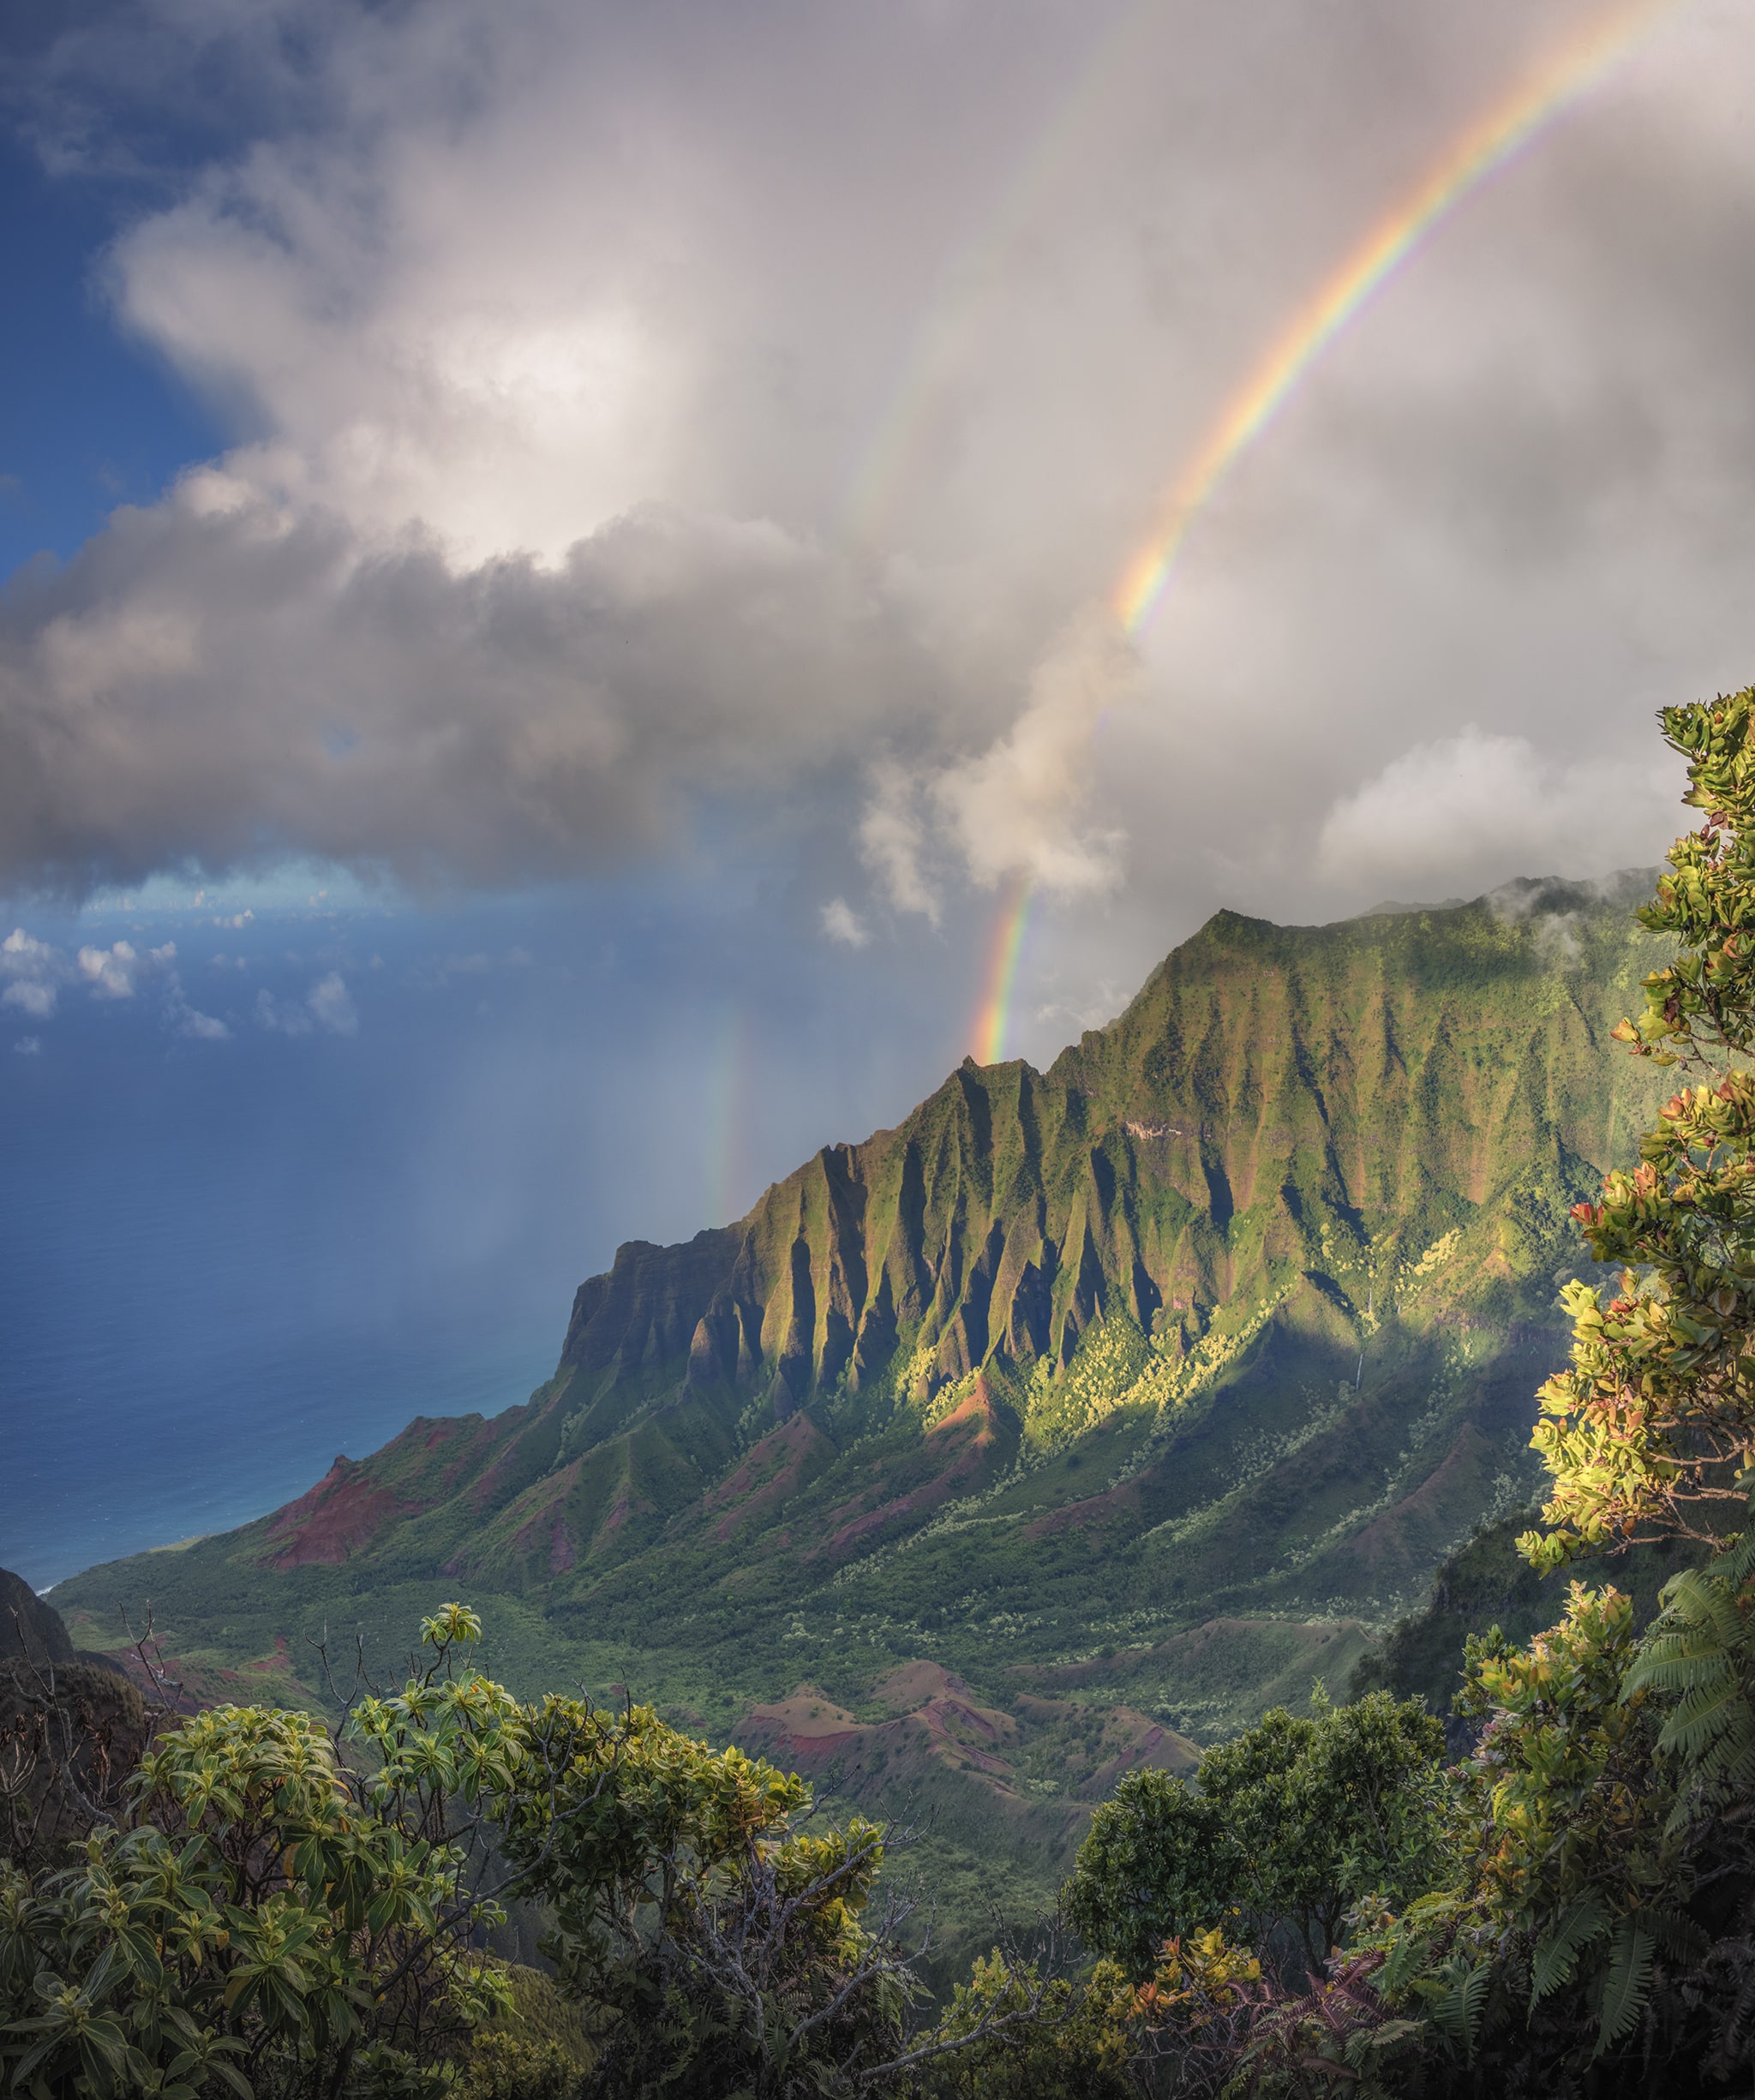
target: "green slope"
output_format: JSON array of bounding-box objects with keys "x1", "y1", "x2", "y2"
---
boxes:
[{"x1": 56, "y1": 875, "x2": 1669, "y2": 1856}]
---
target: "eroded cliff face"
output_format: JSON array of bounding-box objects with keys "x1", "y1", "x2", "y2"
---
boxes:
[
  {"x1": 129, "y1": 877, "x2": 1662, "y2": 1629},
  {"x1": 564, "y1": 880, "x2": 1662, "y2": 1422}
]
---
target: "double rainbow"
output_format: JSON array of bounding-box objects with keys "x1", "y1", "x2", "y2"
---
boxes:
[{"x1": 970, "y1": 0, "x2": 1675, "y2": 1068}]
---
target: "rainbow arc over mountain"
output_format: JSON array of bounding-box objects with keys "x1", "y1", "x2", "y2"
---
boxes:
[{"x1": 968, "y1": 0, "x2": 1676, "y2": 1068}]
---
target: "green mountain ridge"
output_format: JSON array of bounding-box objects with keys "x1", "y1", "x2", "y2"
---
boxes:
[{"x1": 56, "y1": 873, "x2": 1669, "y2": 1810}]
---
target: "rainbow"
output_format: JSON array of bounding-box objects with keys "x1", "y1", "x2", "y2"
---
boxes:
[
  {"x1": 970, "y1": 0, "x2": 1674, "y2": 1062},
  {"x1": 1111, "y1": 0, "x2": 1674, "y2": 635},
  {"x1": 971, "y1": 872, "x2": 1034, "y2": 1066}
]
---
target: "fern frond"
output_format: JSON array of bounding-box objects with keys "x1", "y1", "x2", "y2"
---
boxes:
[
  {"x1": 1656, "y1": 1678, "x2": 1749, "y2": 1758},
  {"x1": 1695, "y1": 1726, "x2": 1755, "y2": 1792},
  {"x1": 1625, "y1": 1905, "x2": 1709, "y2": 1969},
  {"x1": 1530, "y1": 1894, "x2": 1608, "y2": 2007},
  {"x1": 1657, "y1": 1566, "x2": 1743, "y2": 1647},
  {"x1": 1594, "y1": 1922, "x2": 1655, "y2": 2056},
  {"x1": 1431, "y1": 1959, "x2": 1489, "y2": 2061}
]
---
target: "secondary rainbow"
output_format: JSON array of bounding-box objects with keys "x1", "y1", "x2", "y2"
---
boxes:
[{"x1": 1111, "y1": 0, "x2": 1675, "y2": 636}]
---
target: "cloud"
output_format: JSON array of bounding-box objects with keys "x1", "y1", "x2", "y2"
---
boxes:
[
  {"x1": 857, "y1": 761, "x2": 942, "y2": 925},
  {"x1": 77, "y1": 940, "x2": 143, "y2": 998},
  {"x1": 1315, "y1": 730, "x2": 1679, "y2": 899},
  {"x1": 3, "y1": 979, "x2": 57, "y2": 1018},
  {"x1": 0, "y1": 493, "x2": 948, "y2": 895},
  {"x1": 256, "y1": 972, "x2": 357, "y2": 1037},
  {"x1": 13, "y1": 1036, "x2": 41, "y2": 1056},
  {"x1": 1, "y1": 927, "x2": 63, "y2": 1015},
  {"x1": 254, "y1": 988, "x2": 312, "y2": 1036},
  {"x1": 308, "y1": 972, "x2": 356, "y2": 1034},
  {"x1": 931, "y1": 611, "x2": 1135, "y2": 897},
  {"x1": 821, "y1": 898, "x2": 868, "y2": 947},
  {"x1": 163, "y1": 972, "x2": 231, "y2": 1038},
  {"x1": 2, "y1": 0, "x2": 1753, "y2": 1014}
]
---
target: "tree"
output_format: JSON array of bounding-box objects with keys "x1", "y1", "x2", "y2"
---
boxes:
[
  {"x1": 0, "y1": 1603, "x2": 553, "y2": 2100},
  {"x1": 1065, "y1": 1691, "x2": 1442, "y2": 1983},
  {"x1": 494, "y1": 1696, "x2": 917, "y2": 2098},
  {"x1": 1524, "y1": 686, "x2": 1755, "y2": 1566}
]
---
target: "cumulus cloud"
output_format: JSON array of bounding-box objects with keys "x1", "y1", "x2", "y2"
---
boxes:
[
  {"x1": 820, "y1": 898, "x2": 868, "y2": 947},
  {"x1": 931, "y1": 612, "x2": 1135, "y2": 897},
  {"x1": 0, "y1": 494, "x2": 948, "y2": 894},
  {"x1": 307, "y1": 972, "x2": 356, "y2": 1034},
  {"x1": 256, "y1": 972, "x2": 358, "y2": 1037},
  {"x1": 857, "y1": 761, "x2": 942, "y2": 924},
  {"x1": 164, "y1": 978, "x2": 231, "y2": 1038},
  {"x1": 1, "y1": 928, "x2": 63, "y2": 1015},
  {"x1": 1314, "y1": 730, "x2": 1680, "y2": 900},
  {"x1": 3, "y1": 981, "x2": 56, "y2": 1018},
  {"x1": 13, "y1": 1036, "x2": 41, "y2": 1056}
]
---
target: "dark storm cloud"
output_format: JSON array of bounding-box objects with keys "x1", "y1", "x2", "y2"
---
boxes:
[{"x1": 0, "y1": 492, "x2": 953, "y2": 893}]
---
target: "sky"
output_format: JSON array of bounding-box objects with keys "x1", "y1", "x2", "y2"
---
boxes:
[{"x1": 3, "y1": 0, "x2": 1754, "y2": 1574}]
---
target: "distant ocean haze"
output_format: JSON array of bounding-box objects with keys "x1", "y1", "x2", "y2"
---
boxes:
[{"x1": 0, "y1": 882, "x2": 977, "y2": 1588}]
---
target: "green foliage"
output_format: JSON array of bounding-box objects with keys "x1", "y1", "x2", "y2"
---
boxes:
[
  {"x1": 0, "y1": 1603, "x2": 937, "y2": 2100},
  {"x1": 1625, "y1": 1526, "x2": 1755, "y2": 1815},
  {"x1": 1609, "y1": 688, "x2": 1755, "y2": 1065},
  {"x1": 1451, "y1": 1584, "x2": 1695, "y2": 2053},
  {"x1": 905, "y1": 1952, "x2": 1134, "y2": 2100},
  {"x1": 0, "y1": 1695, "x2": 506, "y2": 2100},
  {"x1": 1063, "y1": 1767, "x2": 1225, "y2": 1976},
  {"x1": 492, "y1": 1694, "x2": 910, "y2": 2098},
  {"x1": 1526, "y1": 689, "x2": 1755, "y2": 1566},
  {"x1": 1065, "y1": 1690, "x2": 1443, "y2": 1979}
]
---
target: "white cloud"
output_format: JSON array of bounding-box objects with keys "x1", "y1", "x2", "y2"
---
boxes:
[
  {"x1": 931, "y1": 611, "x2": 1135, "y2": 898},
  {"x1": 76, "y1": 940, "x2": 142, "y2": 998},
  {"x1": 1315, "y1": 729, "x2": 1679, "y2": 899},
  {"x1": 12, "y1": 1035, "x2": 41, "y2": 1056},
  {"x1": 857, "y1": 761, "x2": 941, "y2": 925},
  {"x1": 257, "y1": 972, "x2": 357, "y2": 1037},
  {"x1": 821, "y1": 898, "x2": 868, "y2": 948},
  {"x1": 1, "y1": 927, "x2": 63, "y2": 1016},
  {"x1": 3, "y1": 979, "x2": 57, "y2": 1018},
  {"x1": 255, "y1": 987, "x2": 312, "y2": 1036},
  {"x1": 175, "y1": 1003, "x2": 231, "y2": 1041},
  {"x1": 308, "y1": 972, "x2": 356, "y2": 1035}
]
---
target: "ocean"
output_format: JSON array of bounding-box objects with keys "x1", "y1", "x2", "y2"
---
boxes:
[{"x1": 0, "y1": 878, "x2": 973, "y2": 1590}]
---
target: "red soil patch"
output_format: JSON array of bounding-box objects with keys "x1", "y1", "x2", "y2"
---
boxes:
[
  {"x1": 705, "y1": 1415, "x2": 830, "y2": 1542},
  {"x1": 505, "y1": 1461, "x2": 582, "y2": 1559},
  {"x1": 928, "y1": 1377, "x2": 1000, "y2": 1446},
  {"x1": 873, "y1": 1660, "x2": 969, "y2": 1713},
  {"x1": 1022, "y1": 1477, "x2": 1144, "y2": 1541},
  {"x1": 261, "y1": 1458, "x2": 408, "y2": 1568}
]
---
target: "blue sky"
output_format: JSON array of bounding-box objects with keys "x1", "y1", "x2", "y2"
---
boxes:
[
  {"x1": 3, "y1": 0, "x2": 1752, "y2": 1576},
  {"x1": 0, "y1": 134, "x2": 219, "y2": 574}
]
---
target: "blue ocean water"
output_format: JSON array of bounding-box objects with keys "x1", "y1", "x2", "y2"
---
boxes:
[{"x1": 0, "y1": 880, "x2": 973, "y2": 1590}]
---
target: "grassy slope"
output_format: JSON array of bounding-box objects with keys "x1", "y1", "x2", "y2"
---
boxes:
[{"x1": 54, "y1": 876, "x2": 1672, "y2": 1962}]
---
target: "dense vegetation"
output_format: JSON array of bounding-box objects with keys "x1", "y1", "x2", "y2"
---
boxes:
[{"x1": 21, "y1": 689, "x2": 1755, "y2": 2091}]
